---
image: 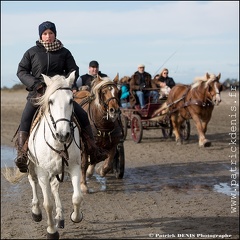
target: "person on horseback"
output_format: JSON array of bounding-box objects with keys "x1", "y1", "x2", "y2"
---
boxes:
[
  {"x1": 76, "y1": 60, "x2": 108, "y2": 91},
  {"x1": 15, "y1": 21, "x2": 107, "y2": 173},
  {"x1": 129, "y1": 64, "x2": 159, "y2": 109}
]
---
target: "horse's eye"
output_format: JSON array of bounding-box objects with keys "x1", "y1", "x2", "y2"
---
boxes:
[{"x1": 49, "y1": 99, "x2": 53, "y2": 105}]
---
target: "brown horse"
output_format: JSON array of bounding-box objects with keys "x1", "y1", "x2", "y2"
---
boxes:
[
  {"x1": 165, "y1": 72, "x2": 222, "y2": 147},
  {"x1": 74, "y1": 75, "x2": 123, "y2": 193}
]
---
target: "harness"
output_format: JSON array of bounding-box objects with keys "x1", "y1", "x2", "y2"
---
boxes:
[
  {"x1": 75, "y1": 82, "x2": 123, "y2": 143},
  {"x1": 30, "y1": 87, "x2": 81, "y2": 182},
  {"x1": 169, "y1": 81, "x2": 219, "y2": 113}
]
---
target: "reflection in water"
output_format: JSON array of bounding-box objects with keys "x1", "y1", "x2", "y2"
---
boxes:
[
  {"x1": 214, "y1": 182, "x2": 239, "y2": 196},
  {"x1": 1, "y1": 145, "x2": 16, "y2": 168},
  {"x1": 3, "y1": 145, "x2": 237, "y2": 197},
  {"x1": 88, "y1": 172, "x2": 107, "y2": 193}
]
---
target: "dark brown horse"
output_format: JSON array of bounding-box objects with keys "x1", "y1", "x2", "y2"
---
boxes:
[
  {"x1": 164, "y1": 73, "x2": 222, "y2": 147},
  {"x1": 74, "y1": 75, "x2": 123, "y2": 193}
]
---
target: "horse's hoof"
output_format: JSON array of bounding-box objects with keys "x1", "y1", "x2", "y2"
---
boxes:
[
  {"x1": 203, "y1": 141, "x2": 211, "y2": 147},
  {"x1": 56, "y1": 219, "x2": 64, "y2": 229},
  {"x1": 70, "y1": 211, "x2": 83, "y2": 223},
  {"x1": 47, "y1": 231, "x2": 59, "y2": 240},
  {"x1": 32, "y1": 212, "x2": 42, "y2": 222},
  {"x1": 80, "y1": 184, "x2": 89, "y2": 194},
  {"x1": 176, "y1": 139, "x2": 183, "y2": 145}
]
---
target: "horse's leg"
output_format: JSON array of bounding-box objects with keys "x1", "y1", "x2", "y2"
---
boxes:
[
  {"x1": 70, "y1": 165, "x2": 83, "y2": 223},
  {"x1": 201, "y1": 119, "x2": 211, "y2": 147},
  {"x1": 86, "y1": 164, "x2": 95, "y2": 177},
  {"x1": 191, "y1": 114, "x2": 210, "y2": 147},
  {"x1": 171, "y1": 113, "x2": 182, "y2": 145},
  {"x1": 96, "y1": 150, "x2": 114, "y2": 177},
  {"x1": 28, "y1": 164, "x2": 42, "y2": 222},
  {"x1": 50, "y1": 177, "x2": 64, "y2": 228},
  {"x1": 38, "y1": 174, "x2": 59, "y2": 239},
  {"x1": 80, "y1": 151, "x2": 89, "y2": 194}
]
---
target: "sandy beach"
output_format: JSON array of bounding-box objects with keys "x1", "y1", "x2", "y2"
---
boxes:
[{"x1": 1, "y1": 89, "x2": 239, "y2": 239}]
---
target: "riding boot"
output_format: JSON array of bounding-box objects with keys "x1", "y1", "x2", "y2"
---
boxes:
[
  {"x1": 15, "y1": 131, "x2": 29, "y2": 173},
  {"x1": 81, "y1": 125, "x2": 108, "y2": 164}
]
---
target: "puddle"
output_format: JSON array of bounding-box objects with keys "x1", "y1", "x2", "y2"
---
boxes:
[
  {"x1": 1, "y1": 145, "x2": 16, "y2": 168},
  {"x1": 213, "y1": 183, "x2": 239, "y2": 196},
  {"x1": 88, "y1": 173, "x2": 107, "y2": 193}
]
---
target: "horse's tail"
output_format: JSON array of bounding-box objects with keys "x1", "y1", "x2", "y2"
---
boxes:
[{"x1": 1, "y1": 166, "x2": 26, "y2": 184}]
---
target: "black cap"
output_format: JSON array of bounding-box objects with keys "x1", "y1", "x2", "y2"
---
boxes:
[{"x1": 89, "y1": 60, "x2": 99, "y2": 67}]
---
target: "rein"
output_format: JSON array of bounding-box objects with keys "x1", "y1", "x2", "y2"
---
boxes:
[
  {"x1": 43, "y1": 86, "x2": 76, "y2": 182},
  {"x1": 44, "y1": 113, "x2": 73, "y2": 182}
]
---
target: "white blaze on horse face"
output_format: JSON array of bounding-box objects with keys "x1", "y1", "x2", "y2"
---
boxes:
[{"x1": 214, "y1": 81, "x2": 221, "y2": 105}]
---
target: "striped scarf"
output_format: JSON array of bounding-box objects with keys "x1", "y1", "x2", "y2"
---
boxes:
[{"x1": 39, "y1": 38, "x2": 63, "y2": 52}]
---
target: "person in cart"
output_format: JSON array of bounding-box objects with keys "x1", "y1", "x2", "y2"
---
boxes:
[
  {"x1": 154, "y1": 68, "x2": 176, "y2": 99},
  {"x1": 129, "y1": 64, "x2": 159, "y2": 109},
  {"x1": 118, "y1": 76, "x2": 131, "y2": 108}
]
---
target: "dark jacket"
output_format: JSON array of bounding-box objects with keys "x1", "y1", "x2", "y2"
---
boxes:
[
  {"x1": 17, "y1": 40, "x2": 79, "y2": 98},
  {"x1": 129, "y1": 71, "x2": 157, "y2": 107},
  {"x1": 158, "y1": 76, "x2": 176, "y2": 89},
  {"x1": 81, "y1": 71, "x2": 108, "y2": 89}
]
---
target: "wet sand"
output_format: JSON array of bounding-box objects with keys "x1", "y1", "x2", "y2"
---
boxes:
[{"x1": 1, "y1": 89, "x2": 239, "y2": 239}]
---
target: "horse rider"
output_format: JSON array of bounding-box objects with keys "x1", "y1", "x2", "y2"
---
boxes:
[
  {"x1": 15, "y1": 21, "x2": 107, "y2": 173},
  {"x1": 76, "y1": 60, "x2": 108, "y2": 91}
]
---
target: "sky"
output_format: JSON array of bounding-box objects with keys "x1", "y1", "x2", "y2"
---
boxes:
[{"x1": 1, "y1": 1, "x2": 239, "y2": 88}]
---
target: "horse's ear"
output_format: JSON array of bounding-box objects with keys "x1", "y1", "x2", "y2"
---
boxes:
[
  {"x1": 67, "y1": 70, "x2": 76, "y2": 87},
  {"x1": 113, "y1": 73, "x2": 119, "y2": 84},
  {"x1": 206, "y1": 72, "x2": 210, "y2": 79},
  {"x1": 96, "y1": 74, "x2": 101, "y2": 81},
  {"x1": 41, "y1": 74, "x2": 52, "y2": 86},
  {"x1": 217, "y1": 73, "x2": 221, "y2": 80}
]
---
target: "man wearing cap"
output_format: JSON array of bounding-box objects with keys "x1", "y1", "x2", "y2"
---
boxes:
[
  {"x1": 129, "y1": 64, "x2": 159, "y2": 109},
  {"x1": 77, "y1": 60, "x2": 108, "y2": 91}
]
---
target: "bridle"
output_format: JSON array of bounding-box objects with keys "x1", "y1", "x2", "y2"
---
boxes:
[
  {"x1": 90, "y1": 82, "x2": 120, "y2": 121},
  {"x1": 88, "y1": 82, "x2": 122, "y2": 141},
  {"x1": 41, "y1": 87, "x2": 77, "y2": 182},
  {"x1": 47, "y1": 87, "x2": 74, "y2": 131},
  {"x1": 97, "y1": 83, "x2": 120, "y2": 110}
]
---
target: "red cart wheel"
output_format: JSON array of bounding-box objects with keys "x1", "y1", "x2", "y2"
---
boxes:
[{"x1": 131, "y1": 114, "x2": 143, "y2": 143}]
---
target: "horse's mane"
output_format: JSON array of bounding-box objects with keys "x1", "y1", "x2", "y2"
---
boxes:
[
  {"x1": 91, "y1": 77, "x2": 114, "y2": 106},
  {"x1": 191, "y1": 73, "x2": 219, "y2": 90},
  {"x1": 119, "y1": 76, "x2": 131, "y2": 84},
  {"x1": 35, "y1": 75, "x2": 70, "y2": 111}
]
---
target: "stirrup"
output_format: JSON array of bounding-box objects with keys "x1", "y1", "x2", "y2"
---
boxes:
[{"x1": 15, "y1": 155, "x2": 29, "y2": 173}]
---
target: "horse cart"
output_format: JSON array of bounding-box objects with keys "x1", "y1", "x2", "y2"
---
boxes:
[{"x1": 120, "y1": 98, "x2": 191, "y2": 143}]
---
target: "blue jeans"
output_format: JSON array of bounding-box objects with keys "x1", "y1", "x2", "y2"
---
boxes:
[
  {"x1": 121, "y1": 102, "x2": 131, "y2": 108},
  {"x1": 135, "y1": 90, "x2": 159, "y2": 108}
]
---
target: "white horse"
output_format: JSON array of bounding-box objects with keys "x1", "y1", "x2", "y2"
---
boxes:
[{"x1": 15, "y1": 71, "x2": 83, "y2": 239}]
